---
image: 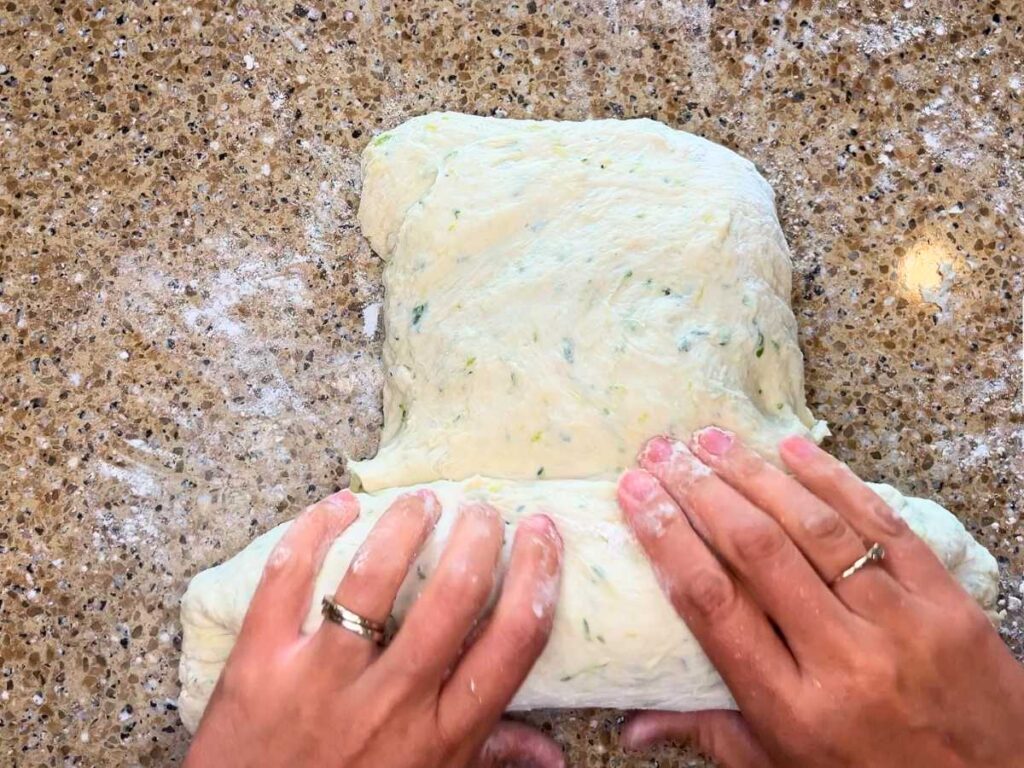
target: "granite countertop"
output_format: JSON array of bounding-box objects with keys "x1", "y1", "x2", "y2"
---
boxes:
[{"x1": 2, "y1": 1, "x2": 1021, "y2": 765}]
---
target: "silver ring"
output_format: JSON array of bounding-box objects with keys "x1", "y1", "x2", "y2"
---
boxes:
[
  {"x1": 321, "y1": 597, "x2": 392, "y2": 647},
  {"x1": 831, "y1": 542, "x2": 886, "y2": 587}
]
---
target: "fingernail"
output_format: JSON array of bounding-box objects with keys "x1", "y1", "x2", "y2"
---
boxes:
[
  {"x1": 325, "y1": 489, "x2": 353, "y2": 505},
  {"x1": 413, "y1": 489, "x2": 442, "y2": 522},
  {"x1": 521, "y1": 517, "x2": 563, "y2": 612},
  {"x1": 520, "y1": 512, "x2": 554, "y2": 534},
  {"x1": 620, "y1": 721, "x2": 662, "y2": 751},
  {"x1": 641, "y1": 436, "x2": 673, "y2": 464},
  {"x1": 865, "y1": 493, "x2": 906, "y2": 534},
  {"x1": 323, "y1": 489, "x2": 357, "y2": 515},
  {"x1": 696, "y1": 427, "x2": 733, "y2": 457},
  {"x1": 519, "y1": 516, "x2": 564, "y2": 570},
  {"x1": 461, "y1": 502, "x2": 501, "y2": 537},
  {"x1": 781, "y1": 434, "x2": 818, "y2": 460},
  {"x1": 619, "y1": 469, "x2": 660, "y2": 503},
  {"x1": 321, "y1": 490, "x2": 358, "y2": 528}
]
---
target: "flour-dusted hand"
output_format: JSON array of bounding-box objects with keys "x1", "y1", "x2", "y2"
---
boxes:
[
  {"x1": 616, "y1": 429, "x2": 1024, "y2": 768},
  {"x1": 184, "y1": 490, "x2": 565, "y2": 768}
]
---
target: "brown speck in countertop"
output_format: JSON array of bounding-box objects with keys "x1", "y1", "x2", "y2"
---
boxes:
[{"x1": 1, "y1": 1, "x2": 1021, "y2": 766}]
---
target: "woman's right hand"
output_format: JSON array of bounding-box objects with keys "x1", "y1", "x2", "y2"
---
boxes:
[
  {"x1": 184, "y1": 489, "x2": 565, "y2": 768},
  {"x1": 616, "y1": 428, "x2": 1024, "y2": 767}
]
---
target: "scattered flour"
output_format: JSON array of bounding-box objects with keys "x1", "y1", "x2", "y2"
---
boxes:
[
  {"x1": 81, "y1": 139, "x2": 384, "y2": 559},
  {"x1": 98, "y1": 461, "x2": 162, "y2": 498}
]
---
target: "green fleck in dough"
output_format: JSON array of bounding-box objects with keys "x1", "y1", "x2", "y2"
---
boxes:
[
  {"x1": 560, "y1": 662, "x2": 609, "y2": 682},
  {"x1": 562, "y1": 338, "x2": 575, "y2": 363},
  {"x1": 412, "y1": 303, "x2": 427, "y2": 327}
]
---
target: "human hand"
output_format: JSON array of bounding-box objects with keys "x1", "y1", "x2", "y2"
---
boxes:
[
  {"x1": 184, "y1": 489, "x2": 565, "y2": 768},
  {"x1": 616, "y1": 428, "x2": 1024, "y2": 767}
]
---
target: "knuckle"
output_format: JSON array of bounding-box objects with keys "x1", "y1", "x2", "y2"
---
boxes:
[
  {"x1": 733, "y1": 451, "x2": 770, "y2": 484},
  {"x1": 731, "y1": 519, "x2": 788, "y2": 562},
  {"x1": 680, "y1": 568, "x2": 737, "y2": 620},
  {"x1": 847, "y1": 648, "x2": 900, "y2": 695},
  {"x1": 863, "y1": 497, "x2": 907, "y2": 534},
  {"x1": 801, "y1": 506, "x2": 845, "y2": 541},
  {"x1": 824, "y1": 462, "x2": 853, "y2": 488},
  {"x1": 263, "y1": 544, "x2": 309, "y2": 581}
]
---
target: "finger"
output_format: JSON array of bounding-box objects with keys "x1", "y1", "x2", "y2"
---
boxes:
[
  {"x1": 617, "y1": 469, "x2": 800, "y2": 711},
  {"x1": 638, "y1": 437, "x2": 852, "y2": 652},
  {"x1": 474, "y1": 721, "x2": 566, "y2": 768},
  {"x1": 374, "y1": 502, "x2": 504, "y2": 689},
  {"x1": 621, "y1": 710, "x2": 773, "y2": 768},
  {"x1": 691, "y1": 427, "x2": 906, "y2": 615},
  {"x1": 239, "y1": 491, "x2": 359, "y2": 654},
  {"x1": 440, "y1": 515, "x2": 563, "y2": 740},
  {"x1": 779, "y1": 436, "x2": 958, "y2": 597},
  {"x1": 316, "y1": 490, "x2": 441, "y2": 662}
]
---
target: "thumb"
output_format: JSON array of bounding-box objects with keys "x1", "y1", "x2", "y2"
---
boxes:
[
  {"x1": 474, "y1": 721, "x2": 566, "y2": 768},
  {"x1": 620, "y1": 710, "x2": 773, "y2": 768}
]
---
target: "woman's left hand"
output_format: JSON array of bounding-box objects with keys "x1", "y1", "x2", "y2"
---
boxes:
[{"x1": 184, "y1": 489, "x2": 565, "y2": 768}]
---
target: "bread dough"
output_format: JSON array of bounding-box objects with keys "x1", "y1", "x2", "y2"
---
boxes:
[
  {"x1": 178, "y1": 114, "x2": 999, "y2": 733},
  {"x1": 179, "y1": 477, "x2": 998, "y2": 733},
  {"x1": 349, "y1": 113, "x2": 828, "y2": 491}
]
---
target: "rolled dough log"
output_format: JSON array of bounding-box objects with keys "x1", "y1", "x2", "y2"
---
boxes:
[
  {"x1": 179, "y1": 478, "x2": 998, "y2": 733},
  {"x1": 178, "y1": 114, "x2": 999, "y2": 732}
]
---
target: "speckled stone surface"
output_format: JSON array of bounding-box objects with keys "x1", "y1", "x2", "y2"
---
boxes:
[{"x1": 1, "y1": 1, "x2": 1021, "y2": 765}]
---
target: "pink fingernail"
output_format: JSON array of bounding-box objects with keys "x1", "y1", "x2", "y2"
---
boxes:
[
  {"x1": 641, "y1": 436, "x2": 673, "y2": 464},
  {"x1": 322, "y1": 489, "x2": 359, "y2": 526},
  {"x1": 696, "y1": 427, "x2": 733, "y2": 456},
  {"x1": 325, "y1": 489, "x2": 356, "y2": 508},
  {"x1": 619, "y1": 469, "x2": 660, "y2": 502},
  {"x1": 519, "y1": 513, "x2": 552, "y2": 533},
  {"x1": 620, "y1": 722, "x2": 657, "y2": 751},
  {"x1": 519, "y1": 513, "x2": 563, "y2": 548},
  {"x1": 412, "y1": 489, "x2": 442, "y2": 522},
  {"x1": 781, "y1": 435, "x2": 818, "y2": 460}
]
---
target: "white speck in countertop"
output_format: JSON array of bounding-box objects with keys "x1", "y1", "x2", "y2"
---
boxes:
[{"x1": 362, "y1": 302, "x2": 381, "y2": 337}]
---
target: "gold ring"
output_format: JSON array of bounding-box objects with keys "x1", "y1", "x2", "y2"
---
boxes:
[
  {"x1": 321, "y1": 597, "x2": 392, "y2": 647},
  {"x1": 831, "y1": 543, "x2": 886, "y2": 587}
]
